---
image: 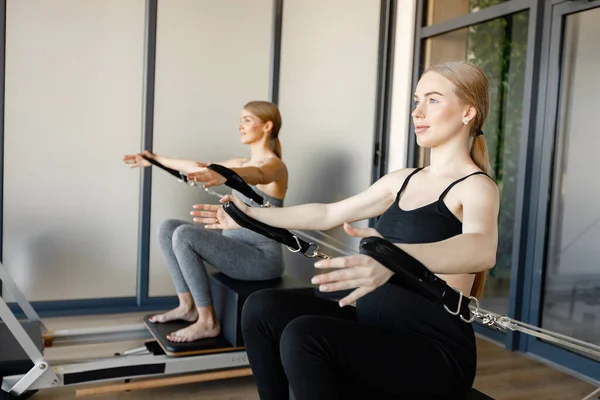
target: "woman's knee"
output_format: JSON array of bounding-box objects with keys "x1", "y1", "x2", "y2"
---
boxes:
[
  {"x1": 158, "y1": 219, "x2": 188, "y2": 241},
  {"x1": 279, "y1": 316, "x2": 324, "y2": 369},
  {"x1": 241, "y1": 289, "x2": 290, "y2": 334},
  {"x1": 171, "y1": 223, "x2": 204, "y2": 249}
]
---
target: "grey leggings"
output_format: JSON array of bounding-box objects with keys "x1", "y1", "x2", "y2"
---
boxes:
[{"x1": 158, "y1": 219, "x2": 284, "y2": 307}]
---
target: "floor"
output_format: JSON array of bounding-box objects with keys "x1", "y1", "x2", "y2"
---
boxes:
[{"x1": 8, "y1": 312, "x2": 600, "y2": 400}]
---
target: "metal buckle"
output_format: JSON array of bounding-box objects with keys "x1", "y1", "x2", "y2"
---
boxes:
[
  {"x1": 461, "y1": 296, "x2": 479, "y2": 323},
  {"x1": 286, "y1": 236, "x2": 302, "y2": 253},
  {"x1": 442, "y1": 286, "x2": 479, "y2": 323},
  {"x1": 303, "y1": 243, "x2": 332, "y2": 260},
  {"x1": 443, "y1": 287, "x2": 463, "y2": 316},
  {"x1": 179, "y1": 173, "x2": 189, "y2": 184}
]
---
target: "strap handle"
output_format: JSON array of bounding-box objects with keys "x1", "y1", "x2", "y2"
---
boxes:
[
  {"x1": 222, "y1": 201, "x2": 321, "y2": 256},
  {"x1": 358, "y1": 236, "x2": 471, "y2": 321},
  {"x1": 142, "y1": 154, "x2": 188, "y2": 182},
  {"x1": 207, "y1": 164, "x2": 265, "y2": 205},
  {"x1": 141, "y1": 155, "x2": 267, "y2": 206}
]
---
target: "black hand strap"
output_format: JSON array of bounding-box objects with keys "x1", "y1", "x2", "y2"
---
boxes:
[
  {"x1": 140, "y1": 156, "x2": 264, "y2": 206},
  {"x1": 207, "y1": 164, "x2": 265, "y2": 205},
  {"x1": 141, "y1": 155, "x2": 188, "y2": 183},
  {"x1": 359, "y1": 236, "x2": 473, "y2": 321},
  {"x1": 222, "y1": 201, "x2": 313, "y2": 255}
]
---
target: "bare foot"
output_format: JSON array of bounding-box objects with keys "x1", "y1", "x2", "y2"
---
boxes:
[
  {"x1": 149, "y1": 306, "x2": 198, "y2": 324},
  {"x1": 167, "y1": 319, "x2": 221, "y2": 342}
]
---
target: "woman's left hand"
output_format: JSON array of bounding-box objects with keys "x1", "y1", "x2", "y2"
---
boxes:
[
  {"x1": 187, "y1": 168, "x2": 226, "y2": 188},
  {"x1": 311, "y1": 223, "x2": 394, "y2": 307}
]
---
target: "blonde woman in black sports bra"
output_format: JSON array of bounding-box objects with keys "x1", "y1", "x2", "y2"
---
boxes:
[{"x1": 194, "y1": 61, "x2": 500, "y2": 399}]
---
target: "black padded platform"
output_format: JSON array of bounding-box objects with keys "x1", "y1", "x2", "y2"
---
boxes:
[
  {"x1": 143, "y1": 316, "x2": 237, "y2": 357},
  {"x1": 209, "y1": 272, "x2": 314, "y2": 347},
  {"x1": 468, "y1": 388, "x2": 494, "y2": 399},
  {"x1": 144, "y1": 272, "x2": 314, "y2": 355}
]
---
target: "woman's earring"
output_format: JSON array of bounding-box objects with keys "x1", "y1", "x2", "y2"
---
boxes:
[{"x1": 463, "y1": 119, "x2": 469, "y2": 125}]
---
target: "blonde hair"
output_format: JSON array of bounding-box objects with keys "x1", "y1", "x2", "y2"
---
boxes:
[
  {"x1": 243, "y1": 101, "x2": 283, "y2": 159},
  {"x1": 423, "y1": 61, "x2": 494, "y2": 299}
]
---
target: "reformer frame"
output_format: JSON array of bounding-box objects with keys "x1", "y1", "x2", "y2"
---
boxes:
[{"x1": 0, "y1": 260, "x2": 251, "y2": 398}]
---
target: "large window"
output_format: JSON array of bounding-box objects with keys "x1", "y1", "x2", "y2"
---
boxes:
[
  {"x1": 419, "y1": 11, "x2": 529, "y2": 315},
  {"x1": 410, "y1": 0, "x2": 600, "y2": 384},
  {"x1": 542, "y1": 7, "x2": 600, "y2": 355}
]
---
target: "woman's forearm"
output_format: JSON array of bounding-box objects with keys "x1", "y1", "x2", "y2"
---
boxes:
[
  {"x1": 396, "y1": 233, "x2": 497, "y2": 274},
  {"x1": 246, "y1": 203, "x2": 336, "y2": 231},
  {"x1": 231, "y1": 166, "x2": 268, "y2": 185},
  {"x1": 152, "y1": 154, "x2": 202, "y2": 174}
]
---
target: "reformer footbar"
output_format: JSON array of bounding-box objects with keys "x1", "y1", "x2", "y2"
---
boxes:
[{"x1": 220, "y1": 201, "x2": 600, "y2": 399}]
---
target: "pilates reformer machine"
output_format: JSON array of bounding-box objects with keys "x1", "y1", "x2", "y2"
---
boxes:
[{"x1": 1, "y1": 160, "x2": 599, "y2": 399}]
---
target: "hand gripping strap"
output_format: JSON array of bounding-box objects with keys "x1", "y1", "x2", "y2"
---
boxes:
[
  {"x1": 222, "y1": 201, "x2": 312, "y2": 254},
  {"x1": 141, "y1": 155, "x2": 187, "y2": 182},
  {"x1": 359, "y1": 237, "x2": 470, "y2": 320}
]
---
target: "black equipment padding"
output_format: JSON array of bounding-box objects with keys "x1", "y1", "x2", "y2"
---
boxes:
[
  {"x1": 141, "y1": 155, "x2": 186, "y2": 182},
  {"x1": 143, "y1": 316, "x2": 238, "y2": 357},
  {"x1": 0, "y1": 389, "x2": 37, "y2": 400},
  {"x1": 223, "y1": 201, "x2": 312, "y2": 254},
  {"x1": 209, "y1": 270, "x2": 315, "y2": 347},
  {"x1": 468, "y1": 388, "x2": 495, "y2": 400},
  {"x1": 207, "y1": 164, "x2": 264, "y2": 205},
  {"x1": 359, "y1": 236, "x2": 471, "y2": 320},
  {"x1": 0, "y1": 321, "x2": 43, "y2": 376},
  {"x1": 144, "y1": 340, "x2": 166, "y2": 356},
  {"x1": 64, "y1": 363, "x2": 165, "y2": 385}
]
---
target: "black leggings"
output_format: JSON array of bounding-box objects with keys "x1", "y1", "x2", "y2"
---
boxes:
[{"x1": 241, "y1": 289, "x2": 475, "y2": 400}]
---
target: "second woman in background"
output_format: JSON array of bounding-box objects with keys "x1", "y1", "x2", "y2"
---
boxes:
[{"x1": 123, "y1": 101, "x2": 288, "y2": 342}]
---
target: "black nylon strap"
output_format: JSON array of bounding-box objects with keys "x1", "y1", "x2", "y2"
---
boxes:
[
  {"x1": 222, "y1": 201, "x2": 312, "y2": 254},
  {"x1": 141, "y1": 155, "x2": 187, "y2": 182},
  {"x1": 207, "y1": 164, "x2": 264, "y2": 205},
  {"x1": 140, "y1": 156, "x2": 265, "y2": 206},
  {"x1": 359, "y1": 236, "x2": 471, "y2": 320}
]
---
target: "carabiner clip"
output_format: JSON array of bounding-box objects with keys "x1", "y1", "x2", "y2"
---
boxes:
[{"x1": 303, "y1": 243, "x2": 332, "y2": 260}]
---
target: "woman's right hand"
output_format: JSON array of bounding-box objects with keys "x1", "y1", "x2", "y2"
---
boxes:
[
  {"x1": 122, "y1": 150, "x2": 153, "y2": 168},
  {"x1": 190, "y1": 201, "x2": 242, "y2": 230}
]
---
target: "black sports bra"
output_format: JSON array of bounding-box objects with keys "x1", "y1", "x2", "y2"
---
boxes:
[{"x1": 375, "y1": 168, "x2": 488, "y2": 244}]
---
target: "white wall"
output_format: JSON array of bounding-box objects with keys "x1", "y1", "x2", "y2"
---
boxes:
[{"x1": 3, "y1": 0, "x2": 145, "y2": 301}]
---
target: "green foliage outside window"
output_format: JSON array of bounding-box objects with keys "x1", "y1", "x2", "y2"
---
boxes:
[{"x1": 466, "y1": 6, "x2": 529, "y2": 287}]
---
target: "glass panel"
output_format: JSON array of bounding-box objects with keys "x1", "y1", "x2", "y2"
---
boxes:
[
  {"x1": 426, "y1": 0, "x2": 509, "y2": 26},
  {"x1": 421, "y1": 11, "x2": 530, "y2": 315},
  {"x1": 2, "y1": 0, "x2": 145, "y2": 301},
  {"x1": 149, "y1": 0, "x2": 273, "y2": 296},
  {"x1": 542, "y1": 7, "x2": 600, "y2": 356}
]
